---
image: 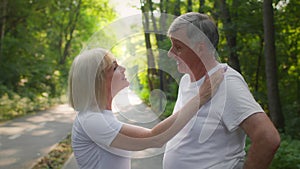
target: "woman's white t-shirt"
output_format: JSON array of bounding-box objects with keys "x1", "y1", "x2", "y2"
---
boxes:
[
  {"x1": 163, "y1": 64, "x2": 264, "y2": 169},
  {"x1": 72, "y1": 110, "x2": 131, "y2": 169}
]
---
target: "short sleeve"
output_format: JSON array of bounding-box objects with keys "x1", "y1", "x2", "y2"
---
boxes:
[
  {"x1": 223, "y1": 73, "x2": 264, "y2": 132},
  {"x1": 79, "y1": 111, "x2": 123, "y2": 147}
]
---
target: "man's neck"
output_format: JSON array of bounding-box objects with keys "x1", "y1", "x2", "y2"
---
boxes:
[{"x1": 190, "y1": 60, "x2": 219, "y2": 82}]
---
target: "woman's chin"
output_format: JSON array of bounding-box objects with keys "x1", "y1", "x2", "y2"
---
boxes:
[
  {"x1": 123, "y1": 79, "x2": 130, "y2": 88},
  {"x1": 114, "y1": 83, "x2": 129, "y2": 95}
]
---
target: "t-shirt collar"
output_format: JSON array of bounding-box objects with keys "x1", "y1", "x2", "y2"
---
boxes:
[{"x1": 188, "y1": 63, "x2": 227, "y2": 88}]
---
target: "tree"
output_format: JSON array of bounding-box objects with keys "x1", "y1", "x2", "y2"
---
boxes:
[
  {"x1": 0, "y1": 0, "x2": 7, "y2": 60},
  {"x1": 60, "y1": 0, "x2": 82, "y2": 65},
  {"x1": 263, "y1": 0, "x2": 284, "y2": 129},
  {"x1": 140, "y1": 0, "x2": 157, "y2": 91},
  {"x1": 218, "y1": 0, "x2": 241, "y2": 73},
  {"x1": 174, "y1": 0, "x2": 181, "y2": 16},
  {"x1": 0, "y1": 0, "x2": 116, "y2": 98},
  {"x1": 187, "y1": 0, "x2": 192, "y2": 12}
]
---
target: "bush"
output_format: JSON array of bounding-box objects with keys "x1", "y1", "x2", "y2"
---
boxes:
[
  {"x1": 270, "y1": 133, "x2": 300, "y2": 169},
  {"x1": 245, "y1": 133, "x2": 300, "y2": 169},
  {"x1": 0, "y1": 91, "x2": 64, "y2": 122}
]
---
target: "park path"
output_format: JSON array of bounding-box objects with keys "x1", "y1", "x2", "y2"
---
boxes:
[
  {"x1": 0, "y1": 88, "x2": 164, "y2": 169},
  {"x1": 0, "y1": 104, "x2": 75, "y2": 169}
]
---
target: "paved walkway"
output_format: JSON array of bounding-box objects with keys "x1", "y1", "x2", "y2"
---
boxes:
[
  {"x1": 0, "y1": 104, "x2": 76, "y2": 169},
  {"x1": 0, "y1": 88, "x2": 164, "y2": 169},
  {"x1": 63, "y1": 88, "x2": 164, "y2": 169}
]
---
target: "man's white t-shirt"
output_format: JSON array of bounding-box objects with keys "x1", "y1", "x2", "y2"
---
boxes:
[
  {"x1": 163, "y1": 64, "x2": 264, "y2": 169},
  {"x1": 72, "y1": 110, "x2": 131, "y2": 169}
]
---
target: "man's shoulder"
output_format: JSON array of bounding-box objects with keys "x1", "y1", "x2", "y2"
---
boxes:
[{"x1": 224, "y1": 66, "x2": 247, "y2": 85}]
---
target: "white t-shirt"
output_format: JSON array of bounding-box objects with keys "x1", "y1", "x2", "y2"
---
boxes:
[
  {"x1": 163, "y1": 64, "x2": 264, "y2": 169},
  {"x1": 72, "y1": 110, "x2": 131, "y2": 169}
]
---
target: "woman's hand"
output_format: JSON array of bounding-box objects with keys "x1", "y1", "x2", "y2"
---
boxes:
[{"x1": 199, "y1": 67, "x2": 227, "y2": 106}]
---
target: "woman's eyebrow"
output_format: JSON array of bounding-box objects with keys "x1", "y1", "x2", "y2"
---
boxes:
[{"x1": 112, "y1": 60, "x2": 118, "y2": 69}]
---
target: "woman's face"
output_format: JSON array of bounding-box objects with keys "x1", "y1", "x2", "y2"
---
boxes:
[{"x1": 105, "y1": 59, "x2": 129, "y2": 97}]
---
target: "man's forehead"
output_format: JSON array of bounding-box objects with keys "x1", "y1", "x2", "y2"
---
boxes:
[
  {"x1": 169, "y1": 28, "x2": 186, "y2": 38},
  {"x1": 169, "y1": 29, "x2": 191, "y2": 46}
]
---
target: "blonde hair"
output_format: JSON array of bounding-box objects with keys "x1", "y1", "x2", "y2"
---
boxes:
[{"x1": 68, "y1": 48, "x2": 115, "y2": 112}]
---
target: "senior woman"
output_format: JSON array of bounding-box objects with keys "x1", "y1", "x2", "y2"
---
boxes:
[{"x1": 68, "y1": 47, "x2": 225, "y2": 169}]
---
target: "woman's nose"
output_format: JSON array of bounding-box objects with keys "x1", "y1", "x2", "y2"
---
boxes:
[{"x1": 120, "y1": 66, "x2": 126, "y2": 72}]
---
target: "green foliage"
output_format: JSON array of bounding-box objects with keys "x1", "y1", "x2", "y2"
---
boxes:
[
  {"x1": 245, "y1": 133, "x2": 300, "y2": 169},
  {"x1": 283, "y1": 102, "x2": 300, "y2": 139},
  {"x1": 136, "y1": 69, "x2": 151, "y2": 105},
  {"x1": 0, "y1": 93, "x2": 33, "y2": 121},
  {"x1": 160, "y1": 76, "x2": 179, "y2": 118},
  {"x1": 0, "y1": 91, "x2": 61, "y2": 121},
  {"x1": 270, "y1": 134, "x2": 300, "y2": 169},
  {"x1": 0, "y1": 0, "x2": 116, "y2": 121},
  {"x1": 274, "y1": 0, "x2": 300, "y2": 137}
]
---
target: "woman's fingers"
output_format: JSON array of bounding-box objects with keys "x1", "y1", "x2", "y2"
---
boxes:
[
  {"x1": 210, "y1": 67, "x2": 226, "y2": 92},
  {"x1": 199, "y1": 67, "x2": 227, "y2": 105}
]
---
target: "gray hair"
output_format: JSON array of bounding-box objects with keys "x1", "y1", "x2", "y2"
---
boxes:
[{"x1": 168, "y1": 12, "x2": 219, "y2": 49}]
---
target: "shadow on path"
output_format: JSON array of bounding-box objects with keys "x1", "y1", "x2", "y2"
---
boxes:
[{"x1": 0, "y1": 104, "x2": 76, "y2": 169}]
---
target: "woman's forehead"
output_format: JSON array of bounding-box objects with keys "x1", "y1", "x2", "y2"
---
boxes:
[
  {"x1": 105, "y1": 53, "x2": 116, "y2": 62},
  {"x1": 105, "y1": 54, "x2": 117, "y2": 69}
]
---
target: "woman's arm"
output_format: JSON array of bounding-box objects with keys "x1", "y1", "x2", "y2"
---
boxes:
[{"x1": 110, "y1": 68, "x2": 225, "y2": 151}]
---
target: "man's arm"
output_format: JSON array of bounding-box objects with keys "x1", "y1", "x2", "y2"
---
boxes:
[{"x1": 240, "y1": 112, "x2": 280, "y2": 169}]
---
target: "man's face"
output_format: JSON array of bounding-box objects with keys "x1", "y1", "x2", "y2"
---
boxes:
[{"x1": 168, "y1": 29, "x2": 202, "y2": 74}]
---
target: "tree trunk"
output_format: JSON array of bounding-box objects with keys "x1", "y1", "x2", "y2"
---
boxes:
[
  {"x1": 255, "y1": 37, "x2": 264, "y2": 92},
  {"x1": 0, "y1": 0, "x2": 7, "y2": 61},
  {"x1": 160, "y1": 0, "x2": 168, "y2": 35},
  {"x1": 174, "y1": 0, "x2": 181, "y2": 16},
  {"x1": 198, "y1": 0, "x2": 205, "y2": 13},
  {"x1": 187, "y1": 0, "x2": 192, "y2": 12},
  {"x1": 141, "y1": 0, "x2": 156, "y2": 91},
  {"x1": 263, "y1": 0, "x2": 285, "y2": 130},
  {"x1": 219, "y1": 0, "x2": 241, "y2": 73},
  {"x1": 60, "y1": 0, "x2": 82, "y2": 65}
]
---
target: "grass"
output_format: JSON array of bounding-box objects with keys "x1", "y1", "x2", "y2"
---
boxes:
[{"x1": 32, "y1": 133, "x2": 73, "y2": 169}]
